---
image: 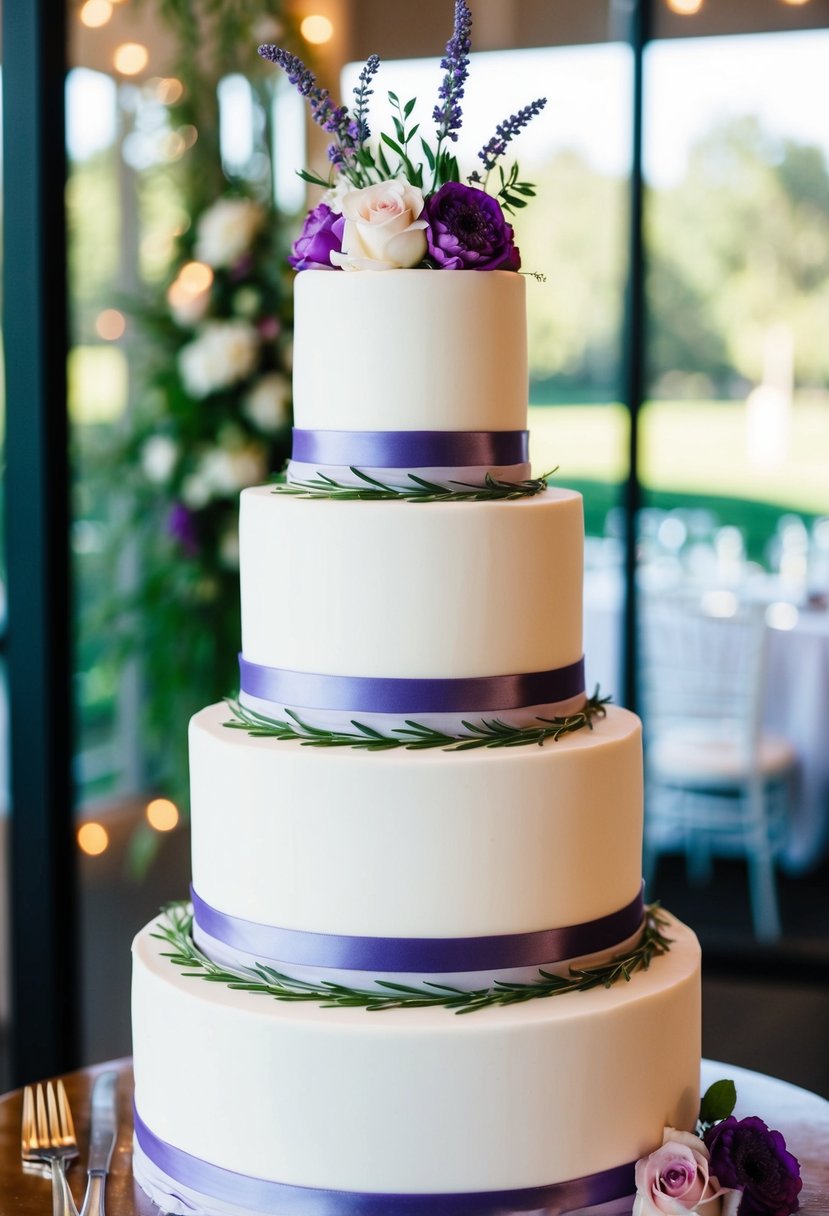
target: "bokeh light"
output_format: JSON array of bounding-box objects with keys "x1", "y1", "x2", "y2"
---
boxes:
[
  {"x1": 665, "y1": 0, "x2": 703, "y2": 13},
  {"x1": 95, "y1": 309, "x2": 126, "y2": 341},
  {"x1": 80, "y1": 0, "x2": 113, "y2": 28},
  {"x1": 300, "y1": 14, "x2": 334, "y2": 44},
  {"x1": 114, "y1": 42, "x2": 149, "y2": 76},
  {"x1": 146, "y1": 798, "x2": 180, "y2": 832},
  {"x1": 154, "y1": 77, "x2": 185, "y2": 105},
  {"x1": 179, "y1": 261, "x2": 214, "y2": 293},
  {"x1": 78, "y1": 822, "x2": 109, "y2": 856}
]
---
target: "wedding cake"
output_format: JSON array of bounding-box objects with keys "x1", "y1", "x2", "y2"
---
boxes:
[{"x1": 131, "y1": 11, "x2": 702, "y2": 1213}]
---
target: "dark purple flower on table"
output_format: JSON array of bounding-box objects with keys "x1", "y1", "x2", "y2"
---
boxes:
[
  {"x1": 704, "y1": 1117, "x2": 802, "y2": 1216},
  {"x1": 167, "y1": 502, "x2": 199, "y2": 556},
  {"x1": 288, "y1": 203, "x2": 345, "y2": 271},
  {"x1": 424, "y1": 182, "x2": 520, "y2": 271}
]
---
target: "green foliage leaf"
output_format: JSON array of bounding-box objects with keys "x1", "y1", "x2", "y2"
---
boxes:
[
  {"x1": 272, "y1": 467, "x2": 556, "y2": 503},
  {"x1": 155, "y1": 903, "x2": 674, "y2": 1013},
  {"x1": 699, "y1": 1079, "x2": 737, "y2": 1126},
  {"x1": 222, "y1": 687, "x2": 609, "y2": 752}
]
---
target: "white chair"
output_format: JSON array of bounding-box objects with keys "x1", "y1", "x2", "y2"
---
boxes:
[{"x1": 638, "y1": 592, "x2": 797, "y2": 940}]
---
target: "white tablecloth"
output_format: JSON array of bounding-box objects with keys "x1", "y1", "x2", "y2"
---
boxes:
[{"x1": 584, "y1": 569, "x2": 829, "y2": 871}]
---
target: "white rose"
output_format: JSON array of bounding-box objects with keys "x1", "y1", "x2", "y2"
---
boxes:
[
  {"x1": 178, "y1": 322, "x2": 260, "y2": 398},
  {"x1": 194, "y1": 198, "x2": 264, "y2": 268},
  {"x1": 243, "y1": 373, "x2": 291, "y2": 433},
  {"x1": 141, "y1": 435, "x2": 178, "y2": 484},
  {"x1": 197, "y1": 443, "x2": 268, "y2": 498},
  {"x1": 226, "y1": 443, "x2": 268, "y2": 489},
  {"x1": 181, "y1": 471, "x2": 212, "y2": 509},
  {"x1": 330, "y1": 179, "x2": 428, "y2": 271}
]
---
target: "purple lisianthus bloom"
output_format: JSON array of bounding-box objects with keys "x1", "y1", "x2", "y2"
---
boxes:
[
  {"x1": 289, "y1": 203, "x2": 345, "y2": 271},
  {"x1": 424, "y1": 182, "x2": 520, "y2": 271},
  {"x1": 704, "y1": 1117, "x2": 802, "y2": 1216}
]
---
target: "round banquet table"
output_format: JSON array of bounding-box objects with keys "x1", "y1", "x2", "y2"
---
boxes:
[{"x1": 0, "y1": 1059, "x2": 826, "y2": 1214}]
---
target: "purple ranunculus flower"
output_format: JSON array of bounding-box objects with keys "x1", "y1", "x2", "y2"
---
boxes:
[
  {"x1": 424, "y1": 182, "x2": 520, "y2": 271},
  {"x1": 704, "y1": 1117, "x2": 802, "y2": 1216},
  {"x1": 289, "y1": 202, "x2": 345, "y2": 271}
]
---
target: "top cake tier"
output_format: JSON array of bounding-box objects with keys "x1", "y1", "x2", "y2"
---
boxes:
[{"x1": 292, "y1": 269, "x2": 527, "y2": 435}]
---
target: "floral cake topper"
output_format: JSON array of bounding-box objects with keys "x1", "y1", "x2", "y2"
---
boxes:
[
  {"x1": 258, "y1": 0, "x2": 546, "y2": 272},
  {"x1": 634, "y1": 1081, "x2": 802, "y2": 1216}
]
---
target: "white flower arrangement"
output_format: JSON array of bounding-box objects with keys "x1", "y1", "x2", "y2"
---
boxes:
[
  {"x1": 194, "y1": 197, "x2": 265, "y2": 269},
  {"x1": 243, "y1": 373, "x2": 292, "y2": 433},
  {"x1": 178, "y1": 321, "x2": 260, "y2": 398}
]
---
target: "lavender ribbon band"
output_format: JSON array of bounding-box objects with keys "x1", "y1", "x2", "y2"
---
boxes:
[
  {"x1": 291, "y1": 428, "x2": 529, "y2": 469},
  {"x1": 239, "y1": 655, "x2": 586, "y2": 714},
  {"x1": 133, "y1": 1106, "x2": 636, "y2": 1215},
  {"x1": 191, "y1": 886, "x2": 645, "y2": 973}
]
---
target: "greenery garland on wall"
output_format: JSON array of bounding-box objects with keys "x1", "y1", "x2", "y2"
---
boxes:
[{"x1": 100, "y1": 0, "x2": 306, "y2": 839}]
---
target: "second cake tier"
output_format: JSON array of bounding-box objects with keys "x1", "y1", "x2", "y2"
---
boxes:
[{"x1": 239, "y1": 485, "x2": 585, "y2": 728}]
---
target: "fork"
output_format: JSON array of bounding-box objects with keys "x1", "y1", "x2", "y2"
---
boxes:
[{"x1": 21, "y1": 1081, "x2": 80, "y2": 1216}]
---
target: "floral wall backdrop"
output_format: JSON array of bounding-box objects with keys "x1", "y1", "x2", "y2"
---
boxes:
[{"x1": 89, "y1": 0, "x2": 304, "y2": 841}]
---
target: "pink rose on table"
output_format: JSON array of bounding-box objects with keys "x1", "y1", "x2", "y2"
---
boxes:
[
  {"x1": 330, "y1": 179, "x2": 428, "y2": 271},
  {"x1": 634, "y1": 1129, "x2": 732, "y2": 1216}
]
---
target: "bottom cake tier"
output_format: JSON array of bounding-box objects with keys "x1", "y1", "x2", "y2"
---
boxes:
[{"x1": 131, "y1": 913, "x2": 701, "y2": 1215}]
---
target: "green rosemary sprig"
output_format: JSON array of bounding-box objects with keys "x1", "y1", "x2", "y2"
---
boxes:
[
  {"x1": 271, "y1": 468, "x2": 555, "y2": 504},
  {"x1": 223, "y1": 692, "x2": 609, "y2": 751},
  {"x1": 154, "y1": 902, "x2": 673, "y2": 1014}
]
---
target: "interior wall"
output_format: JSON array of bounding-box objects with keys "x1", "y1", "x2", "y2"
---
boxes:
[{"x1": 344, "y1": 0, "x2": 829, "y2": 62}]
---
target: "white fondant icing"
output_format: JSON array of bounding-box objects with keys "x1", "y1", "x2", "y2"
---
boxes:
[
  {"x1": 190, "y1": 702, "x2": 644, "y2": 939},
  {"x1": 292, "y1": 270, "x2": 528, "y2": 433},
  {"x1": 239, "y1": 486, "x2": 584, "y2": 680},
  {"x1": 132, "y1": 914, "x2": 701, "y2": 1193}
]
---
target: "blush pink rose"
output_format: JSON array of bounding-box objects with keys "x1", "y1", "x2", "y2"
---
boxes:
[
  {"x1": 329, "y1": 179, "x2": 428, "y2": 271},
  {"x1": 633, "y1": 1130, "x2": 731, "y2": 1216}
]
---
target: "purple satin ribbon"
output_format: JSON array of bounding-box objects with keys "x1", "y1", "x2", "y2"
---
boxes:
[
  {"x1": 191, "y1": 886, "x2": 645, "y2": 973},
  {"x1": 291, "y1": 428, "x2": 529, "y2": 469},
  {"x1": 239, "y1": 655, "x2": 586, "y2": 714},
  {"x1": 134, "y1": 1106, "x2": 635, "y2": 1215}
]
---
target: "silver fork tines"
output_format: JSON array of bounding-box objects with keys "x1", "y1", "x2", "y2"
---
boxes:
[{"x1": 21, "y1": 1081, "x2": 80, "y2": 1216}]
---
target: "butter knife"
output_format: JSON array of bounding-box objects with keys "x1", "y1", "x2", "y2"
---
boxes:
[{"x1": 79, "y1": 1071, "x2": 118, "y2": 1216}]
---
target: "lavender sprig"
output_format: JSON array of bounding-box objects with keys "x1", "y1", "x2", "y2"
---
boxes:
[
  {"x1": 432, "y1": 0, "x2": 472, "y2": 145},
  {"x1": 258, "y1": 44, "x2": 355, "y2": 174},
  {"x1": 477, "y1": 97, "x2": 548, "y2": 173},
  {"x1": 353, "y1": 53, "x2": 380, "y2": 144}
]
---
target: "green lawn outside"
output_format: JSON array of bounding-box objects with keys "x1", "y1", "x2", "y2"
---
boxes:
[{"x1": 529, "y1": 400, "x2": 829, "y2": 516}]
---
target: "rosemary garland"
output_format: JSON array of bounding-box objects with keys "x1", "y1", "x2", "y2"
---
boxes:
[
  {"x1": 154, "y1": 903, "x2": 673, "y2": 1014},
  {"x1": 271, "y1": 468, "x2": 554, "y2": 503},
  {"x1": 223, "y1": 692, "x2": 609, "y2": 751}
]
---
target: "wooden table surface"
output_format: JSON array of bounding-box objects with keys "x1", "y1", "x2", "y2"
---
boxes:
[{"x1": 0, "y1": 1058, "x2": 825, "y2": 1213}]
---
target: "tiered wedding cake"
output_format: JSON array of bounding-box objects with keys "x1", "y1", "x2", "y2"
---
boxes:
[{"x1": 131, "y1": 268, "x2": 702, "y2": 1215}]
